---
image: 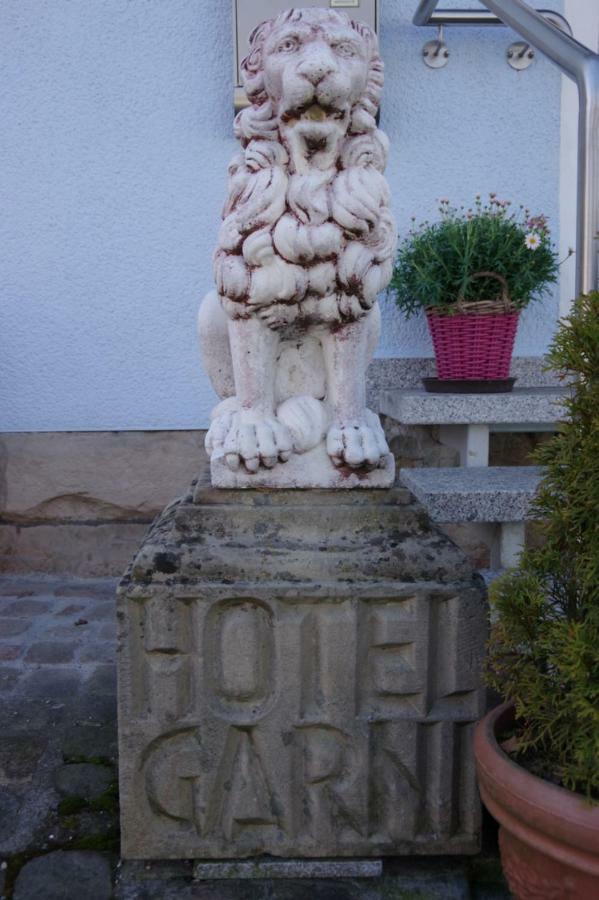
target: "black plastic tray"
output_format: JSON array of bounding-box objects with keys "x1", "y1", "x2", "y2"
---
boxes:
[{"x1": 422, "y1": 377, "x2": 516, "y2": 394}]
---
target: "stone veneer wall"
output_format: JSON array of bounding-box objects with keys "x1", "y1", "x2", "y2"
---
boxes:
[{"x1": 0, "y1": 432, "x2": 207, "y2": 576}]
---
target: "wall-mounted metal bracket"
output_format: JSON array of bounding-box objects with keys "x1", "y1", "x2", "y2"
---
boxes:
[
  {"x1": 422, "y1": 25, "x2": 450, "y2": 68},
  {"x1": 416, "y1": 5, "x2": 572, "y2": 72},
  {"x1": 507, "y1": 14, "x2": 573, "y2": 71},
  {"x1": 507, "y1": 40, "x2": 535, "y2": 70}
]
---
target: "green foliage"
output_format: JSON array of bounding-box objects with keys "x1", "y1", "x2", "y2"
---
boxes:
[
  {"x1": 390, "y1": 195, "x2": 560, "y2": 316},
  {"x1": 57, "y1": 796, "x2": 87, "y2": 816},
  {"x1": 57, "y1": 779, "x2": 119, "y2": 818},
  {"x1": 90, "y1": 779, "x2": 119, "y2": 815},
  {"x1": 62, "y1": 753, "x2": 112, "y2": 767},
  {"x1": 70, "y1": 828, "x2": 120, "y2": 853},
  {"x1": 487, "y1": 293, "x2": 599, "y2": 798}
]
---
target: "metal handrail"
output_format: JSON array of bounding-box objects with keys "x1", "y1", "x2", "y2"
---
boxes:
[
  {"x1": 414, "y1": 5, "x2": 572, "y2": 35},
  {"x1": 413, "y1": 0, "x2": 599, "y2": 297}
]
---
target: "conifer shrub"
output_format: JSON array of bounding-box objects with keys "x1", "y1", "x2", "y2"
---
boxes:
[{"x1": 486, "y1": 292, "x2": 599, "y2": 798}]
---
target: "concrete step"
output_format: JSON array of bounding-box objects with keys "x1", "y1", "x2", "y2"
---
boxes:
[
  {"x1": 400, "y1": 466, "x2": 543, "y2": 569},
  {"x1": 399, "y1": 466, "x2": 542, "y2": 524},
  {"x1": 380, "y1": 386, "x2": 568, "y2": 427}
]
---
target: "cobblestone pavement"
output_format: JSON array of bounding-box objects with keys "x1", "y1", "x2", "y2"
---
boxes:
[{"x1": 0, "y1": 575, "x2": 510, "y2": 900}]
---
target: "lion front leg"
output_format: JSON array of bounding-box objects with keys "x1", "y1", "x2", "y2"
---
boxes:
[
  {"x1": 320, "y1": 308, "x2": 389, "y2": 470},
  {"x1": 206, "y1": 316, "x2": 293, "y2": 474}
]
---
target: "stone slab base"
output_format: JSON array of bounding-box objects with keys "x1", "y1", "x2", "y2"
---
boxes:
[
  {"x1": 117, "y1": 476, "x2": 487, "y2": 859},
  {"x1": 117, "y1": 856, "x2": 511, "y2": 898},
  {"x1": 210, "y1": 445, "x2": 395, "y2": 489},
  {"x1": 193, "y1": 859, "x2": 382, "y2": 879}
]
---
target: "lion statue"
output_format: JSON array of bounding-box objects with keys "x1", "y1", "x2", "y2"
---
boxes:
[{"x1": 198, "y1": 7, "x2": 396, "y2": 487}]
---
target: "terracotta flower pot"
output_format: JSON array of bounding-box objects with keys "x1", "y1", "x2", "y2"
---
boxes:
[{"x1": 474, "y1": 702, "x2": 599, "y2": 900}]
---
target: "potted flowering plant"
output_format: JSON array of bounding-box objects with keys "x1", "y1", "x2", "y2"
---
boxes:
[
  {"x1": 473, "y1": 293, "x2": 599, "y2": 899},
  {"x1": 390, "y1": 195, "x2": 561, "y2": 389}
]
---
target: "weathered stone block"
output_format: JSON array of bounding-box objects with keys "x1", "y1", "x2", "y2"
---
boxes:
[
  {"x1": 54, "y1": 763, "x2": 114, "y2": 800},
  {"x1": 0, "y1": 618, "x2": 31, "y2": 638},
  {"x1": 117, "y1": 477, "x2": 487, "y2": 859},
  {"x1": 24, "y1": 641, "x2": 76, "y2": 664},
  {"x1": 13, "y1": 850, "x2": 113, "y2": 900}
]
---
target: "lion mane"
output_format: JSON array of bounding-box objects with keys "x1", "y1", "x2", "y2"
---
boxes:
[{"x1": 213, "y1": 7, "x2": 396, "y2": 329}]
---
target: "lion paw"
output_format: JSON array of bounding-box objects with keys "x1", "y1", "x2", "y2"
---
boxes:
[
  {"x1": 326, "y1": 410, "x2": 389, "y2": 470},
  {"x1": 207, "y1": 408, "x2": 293, "y2": 474}
]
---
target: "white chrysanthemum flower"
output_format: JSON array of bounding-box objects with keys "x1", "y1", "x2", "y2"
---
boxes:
[{"x1": 525, "y1": 231, "x2": 541, "y2": 250}]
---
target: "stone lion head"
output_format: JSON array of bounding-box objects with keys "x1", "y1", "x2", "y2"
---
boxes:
[
  {"x1": 215, "y1": 8, "x2": 394, "y2": 328},
  {"x1": 238, "y1": 8, "x2": 383, "y2": 152}
]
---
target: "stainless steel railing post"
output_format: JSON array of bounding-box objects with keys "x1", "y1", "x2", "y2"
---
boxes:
[{"x1": 578, "y1": 58, "x2": 599, "y2": 296}]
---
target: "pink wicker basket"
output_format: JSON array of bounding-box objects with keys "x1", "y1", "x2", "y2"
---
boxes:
[{"x1": 426, "y1": 272, "x2": 520, "y2": 381}]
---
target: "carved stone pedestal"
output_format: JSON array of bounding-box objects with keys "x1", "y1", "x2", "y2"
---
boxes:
[{"x1": 117, "y1": 475, "x2": 487, "y2": 860}]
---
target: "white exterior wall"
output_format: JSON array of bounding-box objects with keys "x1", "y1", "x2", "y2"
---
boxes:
[{"x1": 0, "y1": 0, "x2": 566, "y2": 431}]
